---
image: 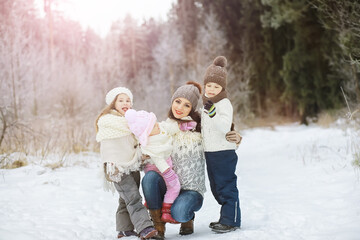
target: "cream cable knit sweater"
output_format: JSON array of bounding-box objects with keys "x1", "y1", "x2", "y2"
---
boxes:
[{"x1": 201, "y1": 98, "x2": 237, "y2": 152}]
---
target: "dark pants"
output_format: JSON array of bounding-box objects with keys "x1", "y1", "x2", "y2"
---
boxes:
[
  {"x1": 142, "y1": 171, "x2": 203, "y2": 223},
  {"x1": 205, "y1": 150, "x2": 241, "y2": 227}
]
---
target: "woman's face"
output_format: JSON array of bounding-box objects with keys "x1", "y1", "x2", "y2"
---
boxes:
[
  {"x1": 114, "y1": 93, "x2": 132, "y2": 115},
  {"x1": 172, "y1": 97, "x2": 192, "y2": 119}
]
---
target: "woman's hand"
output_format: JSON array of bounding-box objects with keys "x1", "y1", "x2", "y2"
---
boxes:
[
  {"x1": 225, "y1": 131, "x2": 242, "y2": 146},
  {"x1": 179, "y1": 121, "x2": 197, "y2": 131}
]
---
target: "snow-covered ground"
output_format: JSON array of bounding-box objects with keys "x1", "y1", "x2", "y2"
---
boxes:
[{"x1": 1, "y1": 124, "x2": 359, "y2": 240}]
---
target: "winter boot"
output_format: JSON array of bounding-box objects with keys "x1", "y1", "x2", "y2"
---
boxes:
[
  {"x1": 179, "y1": 219, "x2": 194, "y2": 235},
  {"x1": 161, "y1": 203, "x2": 179, "y2": 224},
  {"x1": 149, "y1": 209, "x2": 166, "y2": 240},
  {"x1": 117, "y1": 230, "x2": 138, "y2": 238},
  {"x1": 211, "y1": 222, "x2": 239, "y2": 233},
  {"x1": 209, "y1": 221, "x2": 219, "y2": 229},
  {"x1": 139, "y1": 226, "x2": 158, "y2": 239}
]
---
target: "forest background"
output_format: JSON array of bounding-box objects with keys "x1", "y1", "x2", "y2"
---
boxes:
[{"x1": 1, "y1": 0, "x2": 359, "y2": 167}]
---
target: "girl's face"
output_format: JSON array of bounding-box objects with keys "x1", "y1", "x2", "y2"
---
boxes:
[
  {"x1": 205, "y1": 82, "x2": 223, "y2": 97},
  {"x1": 172, "y1": 97, "x2": 192, "y2": 119},
  {"x1": 114, "y1": 93, "x2": 132, "y2": 115}
]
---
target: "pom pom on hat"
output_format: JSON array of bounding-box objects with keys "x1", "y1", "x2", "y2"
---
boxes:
[
  {"x1": 125, "y1": 109, "x2": 157, "y2": 146},
  {"x1": 105, "y1": 87, "x2": 133, "y2": 105},
  {"x1": 213, "y1": 56, "x2": 227, "y2": 68},
  {"x1": 203, "y1": 56, "x2": 228, "y2": 89},
  {"x1": 186, "y1": 81, "x2": 202, "y2": 95},
  {"x1": 124, "y1": 108, "x2": 137, "y2": 122}
]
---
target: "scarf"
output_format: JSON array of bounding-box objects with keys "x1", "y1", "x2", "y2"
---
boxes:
[
  {"x1": 96, "y1": 111, "x2": 132, "y2": 142},
  {"x1": 202, "y1": 90, "x2": 228, "y2": 104}
]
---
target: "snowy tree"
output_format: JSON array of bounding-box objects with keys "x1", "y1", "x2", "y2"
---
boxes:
[
  {"x1": 195, "y1": 9, "x2": 228, "y2": 95},
  {"x1": 0, "y1": 0, "x2": 46, "y2": 119},
  {"x1": 196, "y1": 10, "x2": 227, "y2": 65},
  {"x1": 175, "y1": 0, "x2": 198, "y2": 67},
  {"x1": 151, "y1": 22, "x2": 187, "y2": 117}
]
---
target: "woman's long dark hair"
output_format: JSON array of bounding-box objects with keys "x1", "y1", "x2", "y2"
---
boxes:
[{"x1": 168, "y1": 108, "x2": 202, "y2": 133}]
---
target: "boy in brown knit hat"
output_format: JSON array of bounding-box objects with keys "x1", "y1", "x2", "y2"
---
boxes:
[{"x1": 201, "y1": 56, "x2": 241, "y2": 233}]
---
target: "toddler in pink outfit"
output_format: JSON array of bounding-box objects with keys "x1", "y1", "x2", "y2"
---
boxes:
[{"x1": 125, "y1": 109, "x2": 181, "y2": 223}]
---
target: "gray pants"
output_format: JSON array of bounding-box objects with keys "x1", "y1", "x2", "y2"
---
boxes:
[{"x1": 114, "y1": 171, "x2": 153, "y2": 232}]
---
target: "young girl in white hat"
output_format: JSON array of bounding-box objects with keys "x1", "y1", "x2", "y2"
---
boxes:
[{"x1": 95, "y1": 87, "x2": 158, "y2": 239}]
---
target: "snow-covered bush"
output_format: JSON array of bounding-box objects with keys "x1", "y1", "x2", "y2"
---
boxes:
[{"x1": 349, "y1": 109, "x2": 360, "y2": 170}]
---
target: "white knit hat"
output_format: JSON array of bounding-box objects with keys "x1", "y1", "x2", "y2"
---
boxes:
[{"x1": 105, "y1": 87, "x2": 133, "y2": 105}]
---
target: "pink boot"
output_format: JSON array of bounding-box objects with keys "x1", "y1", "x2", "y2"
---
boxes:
[{"x1": 161, "y1": 203, "x2": 179, "y2": 224}]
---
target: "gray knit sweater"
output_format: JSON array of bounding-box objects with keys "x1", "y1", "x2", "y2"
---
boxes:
[{"x1": 170, "y1": 122, "x2": 206, "y2": 196}]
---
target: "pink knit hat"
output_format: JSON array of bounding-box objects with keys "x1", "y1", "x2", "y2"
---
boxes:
[{"x1": 125, "y1": 109, "x2": 157, "y2": 146}]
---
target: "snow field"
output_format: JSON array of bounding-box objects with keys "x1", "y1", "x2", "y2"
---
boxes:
[{"x1": 0, "y1": 125, "x2": 359, "y2": 240}]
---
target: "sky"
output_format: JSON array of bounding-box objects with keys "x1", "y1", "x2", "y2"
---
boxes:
[
  {"x1": 36, "y1": 0, "x2": 176, "y2": 35},
  {"x1": 1, "y1": 124, "x2": 360, "y2": 239}
]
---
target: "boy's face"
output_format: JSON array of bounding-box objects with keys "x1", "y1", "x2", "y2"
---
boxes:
[
  {"x1": 171, "y1": 97, "x2": 192, "y2": 119},
  {"x1": 205, "y1": 82, "x2": 222, "y2": 98},
  {"x1": 149, "y1": 122, "x2": 160, "y2": 136},
  {"x1": 115, "y1": 93, "x2": 132, "y2": 115}
]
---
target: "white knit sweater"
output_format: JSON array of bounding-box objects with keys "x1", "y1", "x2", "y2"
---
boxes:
[{"x1": 201, "y1": 98, "x2": 237, "y2": 152}]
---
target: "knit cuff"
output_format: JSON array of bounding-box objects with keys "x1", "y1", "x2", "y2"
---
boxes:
[
  {"x1": 162, "y1": 168, "x2": 177, "y2": 181},
  {"x1": 208, "y1": 105, "x2": 216, "y2": 118}
]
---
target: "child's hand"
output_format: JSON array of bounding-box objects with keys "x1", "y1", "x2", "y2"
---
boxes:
[
  {"x1": 141, "y1": 154, "x2": 150, "y2": 163},
  {"x1": 204, "y1": 100, "x2": 216, "y2": 118}
]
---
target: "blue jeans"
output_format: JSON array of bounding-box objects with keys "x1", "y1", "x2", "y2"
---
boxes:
[{"x1": 142, "y1": 171, "x2": 203, "y2": 223}]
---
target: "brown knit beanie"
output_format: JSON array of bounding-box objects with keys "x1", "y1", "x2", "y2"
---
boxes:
[
  {"x1": 203, "y1": 56, "x2": 227, "y2": 90},
  {"x1": 171, "y1": 81, "x2": 202, "y2": 110}
]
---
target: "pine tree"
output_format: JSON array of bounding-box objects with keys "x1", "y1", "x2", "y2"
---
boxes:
[
  {"x1": 311, "y1": 0, "x2": 360, "y2": 105},
  {"x1": 280, "y1": 6, "x2": 343, "y2": 123}
]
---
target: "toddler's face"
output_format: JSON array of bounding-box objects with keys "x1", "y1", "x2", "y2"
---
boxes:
[
  {"x1": 171, "y1": 97, "x2": 192, "y2": 119},
  {"x1": 149, "y1": 122, "x2": 160, "y2": 136},
  {"x1": 115, "y1": 93, "x2": 132, "y2": 115},
  {"x1": 205, "y1": 82, "x2": 222, "y2": 98}
]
